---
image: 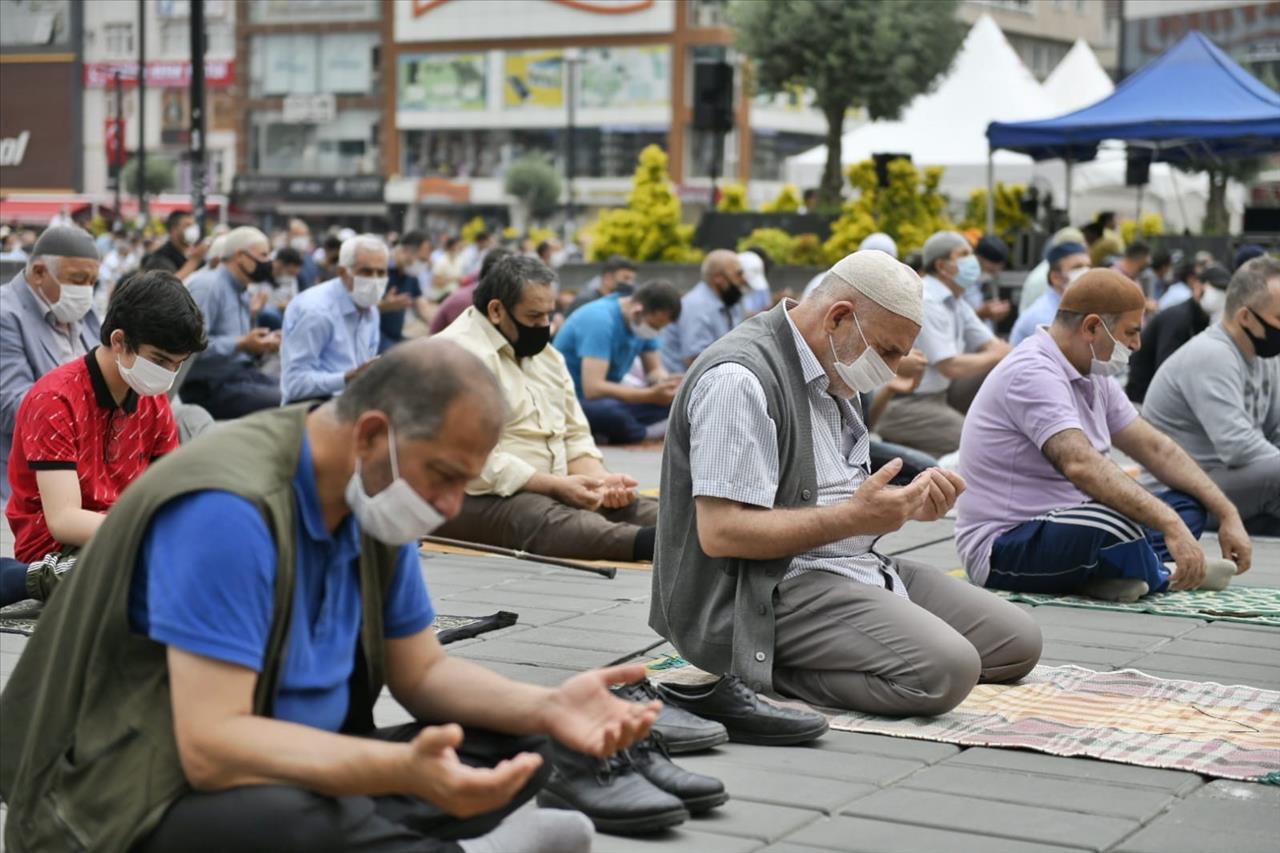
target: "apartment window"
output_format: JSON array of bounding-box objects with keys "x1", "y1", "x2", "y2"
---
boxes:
[
  {"x1": 103, "y1": 22, "x2": 135, "y2": 57},
  {"x1": 250, "y1": 32, "x2": 379, "y2": 97},
  {"x1": 690, "y1": 0, "x2": 730, "y2": 28},
  {"x1": 252, "y1": 109, "x2": 380, "y2": 175}
]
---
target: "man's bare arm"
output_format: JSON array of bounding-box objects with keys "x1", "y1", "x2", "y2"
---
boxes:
[{"x1": 1111, "y1": 418, "x2": 1239, "y2": 523}]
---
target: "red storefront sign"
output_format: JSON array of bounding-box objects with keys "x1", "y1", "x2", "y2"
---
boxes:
[{"x1": 82, "y1": 60, "x2": 236, "y2": 89}]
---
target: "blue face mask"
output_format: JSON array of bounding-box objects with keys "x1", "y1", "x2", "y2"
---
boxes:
[{"x1": 954, "y1": 255, "x2": 981, "y2": 288}]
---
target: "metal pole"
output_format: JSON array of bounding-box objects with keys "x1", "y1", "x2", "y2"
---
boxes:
[
  {"x1": 1064, "y1": 157, "x2": 1073, "y2": 224},
  {"x1": 114, "y1": 70, "x2": 124, "y2": 225},
  {"x1": 189, "y1": 0, "x2": 207, "y2": 234},
  {"x1": 985, "y1": 147, "x2": 995, "y2": 233},
  {"x1": 564, "y1": 53, "x2": 577, "y2": 242},
  {"x1": 137, "y1": 0, "x2": 148, "y2": 223},
  {"x1": 1115, "y1": 0, "x2": 1127, "y2": 81},
  {"x1": 709, "y1": 131, "x2": 722, "y2": 208}
]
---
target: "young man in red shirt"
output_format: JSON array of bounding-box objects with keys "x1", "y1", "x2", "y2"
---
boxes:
[{"x1": 1, "y1": 270, "x2": 208, "y2": 605}]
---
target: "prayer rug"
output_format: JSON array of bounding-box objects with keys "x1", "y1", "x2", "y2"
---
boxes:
[
  {"x1": 993, "y1": 585, "x2": 1280, "y2": 627},
  {"x1": 642, "y1": 655, "x2": 1280, "y2": 783},
  {"x1": 419, "y1": 540, "x2": 652, "y2": 572},
  {"x1": 0, "y1": 600, "x2": 40, "y2": 636}
]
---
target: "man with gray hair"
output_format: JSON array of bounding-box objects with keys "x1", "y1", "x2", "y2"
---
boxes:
[
  {"x1": 281, "y1": 233, "x2": 388, "y2": 404},
  {"x1": 183, "y1": 226, "x2": 283, "y2": 419},
  {"x1": 876, "y1": 230, "x2": 1013, "y2": 457},
  {"x1": 650, "y1": 251, "x2": 1041, "y2": 730},
  {"x1": 1143, "y1": 255, "x2": 1280, "y2": 535},
  {"x1": 660, "y1": 249, "x2": 748, "y2": 373},
  {"x1": 0, "y1": 226, "x2": 102, "y2": 505}
]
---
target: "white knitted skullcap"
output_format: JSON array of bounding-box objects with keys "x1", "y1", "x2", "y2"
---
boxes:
[
  {"x1": 857, "y1": 232, "x2": 898, "y2": 259},
  {"x1": 826, "y1": 249, "x2": 923, "y2": 325}
]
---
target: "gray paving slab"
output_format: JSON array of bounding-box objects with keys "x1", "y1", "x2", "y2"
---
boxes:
[
  {"x1": 946, "y1": 748, "x2": 1204, "y2": 793},
  {"x1": 814, "y1": 731, "x2": 961, "y2": 764},
  {"x1": 1039, "y1": 624, "x2": 1173, "y2": 651},
  {"x1": 1187, "y1": 622, "x2": 1280, "y2": 649},
  {"x1": 1122, "y1": 653, "x2": 1280, "y2": 688},
  {"x1": 669, "y1": 755, "x2": 877, "y2": 812},
  {"x1": 512, "y1": 624, "x2": 664, "y2": 656},
  {"x1": 842, "y1": 788, "x2": 1139, "y2": 850},
  {"x1": 461, "y1": 659, "x2": 580, "y2": 687},
  {"x1": 787, "y1": 815, "x2": 1086, "y2": 853},
  {"x1": 590, "y1": 827, "x2": 763, "y2": 853},
  {"x1": 1037, "y1": 642, "x2": 1146, "y2": 667},
  {"x1": 497, "y1": 577, "x2": 651, "y2": 601},
  {"x1": 896, "y1": 764, "x2": 1179, "y2": 820},
  {"x1": 1022, "y1": 606, "x2": 1206, "y2": 637},
  {"x1": 1191, "y1": 778, "x2": 1280, "y2": 804},
  {"x1": 452, "y1": 638, "x2": 622, "y2": 669},
  {"x1": 671, "y1": 799, "x2": 821, "y2": 842},
  {"x1": 556, "y1": 611, "x2": 664, "y2": 638},
  {"x1": 680, "y1": 743, "x2": 925, "y2": 787},
  {"x1": 1154, "y1": 635, "x2": 1280, "y2": 662},
  {"x1": 1112, "y1": 794, "x2": 1280, "y2": 853}
]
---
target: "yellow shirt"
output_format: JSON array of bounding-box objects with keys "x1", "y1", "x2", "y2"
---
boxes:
[{"x1": 436, "y1": 306, "x2": 603, "y2": 496}]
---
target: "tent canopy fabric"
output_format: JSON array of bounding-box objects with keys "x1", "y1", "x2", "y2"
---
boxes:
[
  {"x1": 1042, "y1": 39, "x2": 1114, "y2": 115},
  {"x1": 988, "y1": 31, "x2": 1280, "y2": 162}
]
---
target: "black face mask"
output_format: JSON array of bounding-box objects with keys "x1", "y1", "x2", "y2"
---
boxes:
[
  {"x1": 614, "y1": 282, "x2": 636, "y2": 297},
  {"x1": 720, "y1": 283, "x2": 743, "y2": 308},
  {"x1": 497, "y1": 312, "x2": 551, "y2": 358},
  {"x1": 244, "y1": 254, "x2": 274, "y2": 284},
  {"x1": 1246, "y1": 307, "x2": 1280, "y2": 358}
]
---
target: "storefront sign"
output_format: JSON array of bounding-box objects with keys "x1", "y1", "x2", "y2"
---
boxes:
[
  {"x1": 233, "y1": 175, "x2": 386, "y2": 205},
  {"x1": 504, "y1": 50, "x2": 565, "y2": 109},
  {"x1": 395, "y1": 0, "x2": 674, "y2": 43},
  {"x1": 82, "y1": 60, "x2": 236, "y2": 89},
  {"x1": 398, "y1": 52, "x2": 487, "y2": 112},
  {"x1": 0, "y1": 61, "x2": 78, "y2": 190},
  {"x1": 0, "y1": 130, "x2": 30, "y2": 168},
  {"x1": 282, "y1": 93, "x2": 337, "y2": 124}
]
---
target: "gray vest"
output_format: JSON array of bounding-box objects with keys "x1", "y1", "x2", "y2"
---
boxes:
[{"x1": 650, "y1": 301, "x2": 817, "y2": 694}]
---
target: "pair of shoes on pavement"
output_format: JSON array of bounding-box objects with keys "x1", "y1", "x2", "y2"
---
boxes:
[{"x1": 538, "y1": 675, "x2": 827, "y2": 834}]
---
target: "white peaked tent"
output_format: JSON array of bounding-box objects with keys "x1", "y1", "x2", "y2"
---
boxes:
[
  {"x1": 1042, "y1": 39, "x2": 1115, "y2": 114},
  {"x1": 783, "y1": 15, "x2": 1054, "y2": 198}
]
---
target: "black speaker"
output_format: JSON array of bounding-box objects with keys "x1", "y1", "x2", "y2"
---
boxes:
[
  {"x1": 1125, "y1": 148, "x2": 1151, "y2": 186},
  {"x1": 872, "y1": 152, "x2": 911, "y2": 187},
  {"x1": 693, "y1": 61, "x2": 734, "y2": 133}
]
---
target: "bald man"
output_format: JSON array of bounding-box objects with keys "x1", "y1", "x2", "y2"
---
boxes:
[
  {"x1": 956, "y1": 270, "x2": 1252, "y2": 602},
  {"x1": 660, "y1": 249, "x2": 748, "y2": 373},
  {"x1": 651, "y1": 252, "x2": 1041, "y2": 728}
]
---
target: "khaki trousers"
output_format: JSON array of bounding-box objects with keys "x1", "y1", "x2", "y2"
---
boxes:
[
  {"x1": 772, "y1": 559, "x2": 1043, "y2": 716},
  {"x1": 435, "y1": 493, "x2": 658, "y2": 562}
]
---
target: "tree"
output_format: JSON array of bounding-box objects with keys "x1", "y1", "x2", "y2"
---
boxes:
[
  {"x1": 960, "y1": 182, "x2": 1031, "y2": 242},
  {"x1": 503, "y1": 152, "x2": 563, "y2": 221},
  {"x1": 1175, "y1": 157, "x2": 1263, "y2": 235},
  {"x1": 120, "y1": 156, "x2": 175, "y2": 196},
  {"x1": 731, "y1": 0, "x2": 966, "y2": 208},
  {"x1": 586, "y1": 145, "x2": 701, "y2": 263},
  {"x1": 824, "y1": 158, "x2": 951, "y2": 262}
]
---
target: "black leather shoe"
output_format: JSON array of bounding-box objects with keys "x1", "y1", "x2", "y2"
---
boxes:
[
  {"x1": 537, "y1": 745, "x2": 689, "y2": 835},
  {"x1": 655, "y1": 675, "x2": 829, "y2": 746},
  {"x1": 612, "y1": 679, "x2": 729, "y2": 754},
  {"x1": 629, "y1": 733, "x2": 728, "y2": 814}
]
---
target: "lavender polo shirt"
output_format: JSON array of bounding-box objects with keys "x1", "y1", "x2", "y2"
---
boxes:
[{"x1": 954, "y1": 327, "x2": 1139, "y2": 585}]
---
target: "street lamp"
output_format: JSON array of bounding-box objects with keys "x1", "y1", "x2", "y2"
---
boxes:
[{"x1": 563, "y1": 48, "x2": 583, "y2": 244}]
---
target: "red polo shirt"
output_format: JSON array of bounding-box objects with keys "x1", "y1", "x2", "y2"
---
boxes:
[{"x1": 5, "y1": 349, "x2": 178, "y2": 562}]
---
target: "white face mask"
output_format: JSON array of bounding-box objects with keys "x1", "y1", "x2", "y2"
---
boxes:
[
  {"x1": 183, "y1": 224, "x2": 201, "y2": 246},
  {"x1": 631, "y1": 313, "x2": 662, "y2": 340},
  {"x1": 1065, "y1": 266, "x2": 1090, "y2": 287},
  {"x1": 1200, "y1": 287, "x2": 1226, "y2": 322},
  {"x1": 829, "y1": 313, "x2": 897, "y2": 395},
  {"x1": 1090, "y1": 321, "x2": 1131, "y2": 377},
  {"x1": 351, "y1": 275, "x2": 389, "y2": 309},
  {"x1": 289, "y1": 235, "x2": 312, "y2": 253},
  {"x1": 117, "y1": 350, "x2": 177, "y2": 396},
  {"x1": 345, "y1": 424, "x2": 446, "y2": 546},
  {"x1": 47, "y1": 272, "x2": 95, "y2": 325}
]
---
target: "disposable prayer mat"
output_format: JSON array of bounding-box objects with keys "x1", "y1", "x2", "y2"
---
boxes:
[
  {"x1": 0, "y1": 600, "x2": 41, "y2": 636},
  {"x1": 434, "y1": 611, "x2": 518, "y2": 644},
  {"x1": 419, "y1": 540, "x2": 652, "y2": 572},
  {"x1": 827, "y1": 665, "x2": 1280, "y2": 784},
  {"x1": 992, "y1": 585, "x2": 1280, "y2": 627}
]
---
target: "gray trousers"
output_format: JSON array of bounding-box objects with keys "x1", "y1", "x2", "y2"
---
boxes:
[
  {"x1": 875, "y1": 393, "x2": 965, "y2": 458},
  {"x1": 772, "y1": 559, "x2": 1043, "y2": 716},
  {"x1": 435, "y1": 493, "x2": 657, "y2": 562},
  {"x1": 1207, "y1": 456, "x2": 1280, "y2": 535}
]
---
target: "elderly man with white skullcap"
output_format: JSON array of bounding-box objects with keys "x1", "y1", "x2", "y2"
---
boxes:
[{"x1": 648, "y1": 251, "x2": 1042, "y2": 731}]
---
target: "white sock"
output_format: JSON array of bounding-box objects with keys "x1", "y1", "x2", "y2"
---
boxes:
[
  {"x1": 458, "y1": 806, "x2": 593, "y2": 853},
  {"x1": 644, "y1": 418, "x2": 668, "y2": 441},
  {"x1": 1078, "y1": 577, "x2": 1148, "y2": 603},
  {"x1": 1166, "y1": 559, "x2": 1237, "y2": 592}
]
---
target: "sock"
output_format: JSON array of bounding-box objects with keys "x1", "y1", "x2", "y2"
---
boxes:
[
  {"x1": 458, "y1": 806, "x2": 593, "y2": 853},
  {"x1": 1078, "y1": 577, "x2": 1148, "y2": 603},
  {"x1": 1162, "y1": 559, "x2": 1237, "y2": 592},
  {"x1": 632, "y1": 526, "x2": 657, "y2": 561},
  {"x1": 0, "y1": 558, "x2": 32, "y2": 607},
  {"x1": 644, "y1": 418, "x2": 668, "y2": 441}
]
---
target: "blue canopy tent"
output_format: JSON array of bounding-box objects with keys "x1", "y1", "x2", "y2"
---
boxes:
[{"x1": 983, "y1": 31, "x2": 1280, "y2": 229}]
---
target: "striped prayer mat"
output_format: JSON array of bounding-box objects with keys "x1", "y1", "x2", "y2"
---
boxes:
[
  {"x1": 643, "y1": 655, "x2": 1280, "y2": 783},
  {"x1": 993, "y1": 585, "x2": 1280, "y2": 627}
]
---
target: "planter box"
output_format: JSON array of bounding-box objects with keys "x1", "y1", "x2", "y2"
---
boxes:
[
  {"x1": 556, "y1": 262, "x2": 826, "y2": 295},
  {"x1": 694, "y1": 212, "x2": 836, "y2": 250}
]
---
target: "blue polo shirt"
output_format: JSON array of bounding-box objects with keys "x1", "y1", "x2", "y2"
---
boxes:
[
  {"x1": 554, "y1": 294, "x2": 658, "y2": 397},
  {"x1": 128, "y1": 435, "x2": 435, "y2": 732}
]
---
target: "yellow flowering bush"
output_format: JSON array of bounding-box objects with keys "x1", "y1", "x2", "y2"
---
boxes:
[
  {"x1": 588, "y1": 146, "x2": 702, "y2": 263},
  {"x1": 716, "y1": 182, "x2": 749, "y2": 212},
  {"x1": 761, "y1": 183, "x2": 803, "y2": 213},
  {"x1": 824, "y1": 159, "x2": 951, "y2": 263}
]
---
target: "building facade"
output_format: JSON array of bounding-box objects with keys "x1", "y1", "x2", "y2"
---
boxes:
[{"x1": 960, "y1": 0, "x2": 1114, "y2": 80}]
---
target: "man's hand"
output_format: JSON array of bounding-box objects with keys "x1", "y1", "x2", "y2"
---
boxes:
[
  {"x1": 1216, "y1": 512, "x2": 1253, "y2": 575},
  {"x1": 600, "y1": 472, "x2": 639, "y2": 509},
  {"x1": 1164, "y1": 522, "x2": 1206, "y2": 591},
  {"x1": 646, "y1": 383, "x2": 677, "y2": 406},
  {"x1": 554, "y1": 474, "x2": 605, "y2": 510},
  {"x1": 344, "y1": 356, "x2": 379, "y2": 383},
  {"x1": 186, "y1": 237, "x2": 211, "y2": 263},
  {"x1": 987, "y1": 337, "x2": 1014, "y2": 359},
  {"x1": 540, "y1": 664, "x2": 660, "y2": 758},
  {"x1": 978, "y1": 299, "x2": 1012, "y2": 322},
  {"x1": 378, "y1": 290, "x2": 414, "y2": 313},
  {"x1": 238, "y1": 327, "x2": 279, "y2": 356},
  {"x1": 910, "y1": 468, "x2": 966, "y2": 522},
  {"x1": 249, "y1": 288, "x2": 271, "y2": 316},
  {"x1": 399, "y1": 724, "x2": 543, "y2": 818},
  {"x1": 847, "y1": 459, "x2": 932, "y2": 536}
]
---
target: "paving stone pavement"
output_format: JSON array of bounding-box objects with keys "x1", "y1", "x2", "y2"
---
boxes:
[{"x1": 2, "y1": 450, "x2": 1279, "y2": 851}]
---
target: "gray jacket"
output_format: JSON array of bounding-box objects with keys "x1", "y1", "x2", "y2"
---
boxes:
[
  {"x1": 650, "y1": 302, "x2": 817, "y2": 694},
  {"x1": 0, "y1": 271, "x2": 101, "y2": 501}
]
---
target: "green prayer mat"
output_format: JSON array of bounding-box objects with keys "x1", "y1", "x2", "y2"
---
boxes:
[{"x1": 993, "y1": 585, "x2": 1280, "y2": 627}]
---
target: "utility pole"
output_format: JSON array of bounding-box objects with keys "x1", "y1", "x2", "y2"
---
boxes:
[
  {"x1": 114, "y1": 70, "x2": 124, "y2": 225},
  {"x1": 563, "y1": 49, "x2": 581, "y2": 244},
  {"x1": 137, "y1": 0, "x2": 148, "y2": 223},
  {"x1": 1115, "y1": 0, "x2": 1127, "y2": 81},
  {"x1": 189, "y1": 0, "x2": 207, "y2": 234}
]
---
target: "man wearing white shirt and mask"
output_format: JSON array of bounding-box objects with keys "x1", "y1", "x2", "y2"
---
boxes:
[
  {"x1": 280, "y1": 234, "x2": 387, "y2": 404},
  {"x1": 0, "y1": 226, "x2": 102, "y2": 505}
]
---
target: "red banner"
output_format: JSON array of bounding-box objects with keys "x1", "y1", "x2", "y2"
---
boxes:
[{"x1": 83, "y1": 60, "x2": 235, "y2": 89}]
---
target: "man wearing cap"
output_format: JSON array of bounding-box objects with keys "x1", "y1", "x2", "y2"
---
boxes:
[
  {"x1": 651, "y1": 251, "x2": 1041, "y2": 729},
  {"x1": 956, "y1": 270, "x2": 1252, "y2": 602},
  {"x1": 875, "y1": 231, "x2": 1013, "y2": 458},
  {"x1": 803, "y1": 233, "x2": 896, "y2": 300},
  {"x1": 969, "y1": 235, "x2": 1013, "y2": 328},
  {"x1": 0, "y1": 226, "x2": 103, "y2": 506},
  {"x1": 1010, "y1": 242, "x2": 1091, "y2": 346},
  {"x1": 1127, "y1": 263, "x2": 1229, "y2": 403},
  {"x1": 1019, "y1": 227, "x2": 1086, "y2": 315},
  {"x1": 565, "y1": 255, "x2": 638, "y2": 317},
  {"x1": 1143, "y1": 256, "x2": 1280, "y2": 536},
  {"x1": 738, "y1": 250, "x2": 773, "y2": 315},
  {"x1": 660, "y1": 250, "x2": 748, "y2": 374}
]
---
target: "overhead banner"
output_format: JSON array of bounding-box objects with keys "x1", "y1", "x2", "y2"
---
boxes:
[
  {"x1": 578, "y1": 46, "x2": 669, "y2": 109},
  {"x1": 83, "y1": 60, "x2": 236, "y2": 89},
  {"x1": 396, "y1": 0, "x2": 674, "y2": 44},
  {"x1": 398, "y1": 52, "x2": 487, "y2": 112},
  {"x1": 504, "y1": 50, "x2": 564, "y2": 109}
]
